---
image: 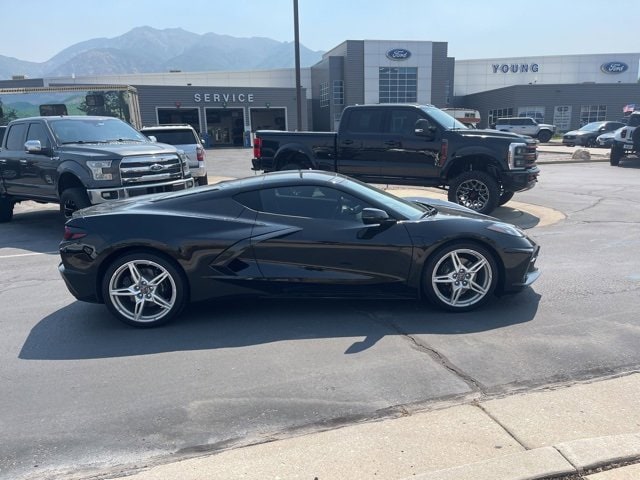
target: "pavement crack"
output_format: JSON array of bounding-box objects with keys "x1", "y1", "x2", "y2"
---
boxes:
[
  {"x1": 473, "y1": 402, "x2": 530, "y2": 450},
  {"x1": 384, "y1": 319, "x2": 487, "y2": 395}
]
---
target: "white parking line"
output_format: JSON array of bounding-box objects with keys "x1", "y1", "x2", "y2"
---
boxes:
[{"x1": 0, "y1": 251, "x2": 58, "y2": 259}]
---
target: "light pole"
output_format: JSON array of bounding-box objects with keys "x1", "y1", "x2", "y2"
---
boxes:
[{"x1": 293, "y1": 0, "x2": 302, "y2": 131}]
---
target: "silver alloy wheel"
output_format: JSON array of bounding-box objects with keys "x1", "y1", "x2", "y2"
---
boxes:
[
  {"x1": 454, "y1": 179, "x2": 490, "y2": 211},
  {"x1": 108, "y1": 259, "x2": 177, "y2": 324},
  {"x1": 431, "y1": 248, "x2": 493, "y2": 308}
]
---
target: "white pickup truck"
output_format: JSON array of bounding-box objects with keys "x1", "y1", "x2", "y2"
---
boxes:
[
  {"x1": 610, "y1": 111, "x2": 640, "y2": 166},
  {"x1": 494, "y1": 117, "x2": 556, "y2": 143}
]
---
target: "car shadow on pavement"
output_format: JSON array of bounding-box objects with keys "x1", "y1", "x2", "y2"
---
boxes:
[
  {"x1": 0, "y1": 207, "x2": 64, "y2": 254},
  {"x1": 618, "y1": 156, "x2": 640, "y2": 168},
  {"x1": 19, "y1": 290, "x2": 541, "y2": 360}
]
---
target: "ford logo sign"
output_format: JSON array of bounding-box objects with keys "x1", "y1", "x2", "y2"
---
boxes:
[
  {"x1": 601, "y1": 62, "x2": 629, "y2": 74},
  {"x1": 386, "y1": 48, "x2": 411, "y2": 61},
  {"x1": 149, "y1": 164, "x2": 165, "y2": 171}
]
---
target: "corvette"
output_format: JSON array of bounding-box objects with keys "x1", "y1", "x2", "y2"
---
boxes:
[{"x1": 59, "y1": 170, "x2": 540, "y2": 327}]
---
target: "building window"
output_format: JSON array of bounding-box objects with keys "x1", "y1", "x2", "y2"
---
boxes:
[
  {"x1": 518, "y1": 106, "x2": 545, "y2": 123},
  {"x1": 320, "y1": 82, "x2": 329, "y2": 108},
  {"x1": 379, "y1": 67, "x2": 417, "y2": 103},
  {"x1": 488, "y1": 108, "x2": 513, "y2": 127},
  {"x1": 333, "y1": 80, "x2": 344, "y2": 105},
  {"x1": 580, "y1": 105, "x2": 606, "y2": 125}
]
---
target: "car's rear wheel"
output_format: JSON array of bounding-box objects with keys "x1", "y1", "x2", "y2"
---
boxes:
[
  {"x1": 60, "y1": 187, "x2": 90, "y2": 218},
  {"x1": 423, "y1": 242, "x2": 498, "y2": 312},
  {"x1": 197, "y1": 175, "x2": 209, "y2": 186},
  {"x1": 0, "y1": 196, "x2": 14, "y2": 223},
  {"x1": 102, "y1": 252, "x2": 187, "y2": 327},
  {"x1": 448, "y1": 171, "x2": 499, "y2": 214}
]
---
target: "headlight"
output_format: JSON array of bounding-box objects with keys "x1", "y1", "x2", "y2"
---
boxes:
[
  {"x1": 86, "y1": 160, "x2": 114, "y2": 180},
  {"x1": 487, "y1": 222, "x2": 525, "y2": 237}
]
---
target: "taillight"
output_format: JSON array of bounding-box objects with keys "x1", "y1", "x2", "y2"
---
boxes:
[
  {"x1": 63, "y1": 225, "x2": 87, "y2": 241},
  {"x1": 196, "y1": 146, "x2": 205, "y2": 161},
  {"x1": 253, "y1": 137, "x2": 262, "y2": 159}
]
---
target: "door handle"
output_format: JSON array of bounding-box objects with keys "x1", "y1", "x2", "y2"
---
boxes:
[
  {"x1": 342, "y1": 139, "x2": 354, "y2": 145},
  {"x1": 20, "y1": 159, "x2": 28, "y2": 165},
  {"x1": 0, "y1": 159, "x2": 6, "y2": 164},
  {"x1": 384, "y1": 141, "x2": 400, "y2": 147}
]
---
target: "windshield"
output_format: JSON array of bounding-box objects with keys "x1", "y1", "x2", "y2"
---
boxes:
[
  {"x1": 579, "y1": 122, "x2": 604, "y2": 132},
  {"x1": 50, "y1": 118, "x2": 148, "y2": 144},
  {"x1": 421, "y1": 106, "x2": 468, "y2": 130},
  {"x1": 334, "y1": 175, "x2": 428, "y2": 220}
]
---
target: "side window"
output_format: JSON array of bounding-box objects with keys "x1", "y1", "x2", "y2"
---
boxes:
[
  {"x1": 5, "y1": 123, "x2": 27, "y2": 151},
  {"x1": 238, "y1": 185, "x2": 372, "y2": 221},
  {"x1": 389, "y1": 109, "x2": 421, "y2": 135},
  {"x1": 345, "y1": 109, "x2": 384, "y2": 133},
  {"x1": 27, "y1": 123, "x2": 51, "y2": 148}
]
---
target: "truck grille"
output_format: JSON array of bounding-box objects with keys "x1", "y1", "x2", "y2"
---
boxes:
[
  {"x1": 524, "y1": 143, "x2": 537, "y2": 167},
  {"x1": 120, "y1": 154, "x2": 185, "y2": 185}
]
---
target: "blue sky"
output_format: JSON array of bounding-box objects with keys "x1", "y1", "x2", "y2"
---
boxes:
[{"x1": 3, "y1": 0, "x2": 640, "y2": 63}]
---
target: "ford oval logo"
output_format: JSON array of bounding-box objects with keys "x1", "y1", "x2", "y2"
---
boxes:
[
  {"x1": 149, "y1": 163, "x2": 165, "y2": 171},
  {"x1": 601, "y1": 62, "x2": 629, "y2": 74},
  {"x1": 386, "y1": 48, "x2": 411, "y2": 61}
]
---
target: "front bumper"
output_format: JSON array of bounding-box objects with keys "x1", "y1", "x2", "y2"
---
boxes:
[
  {"x1": 501, "y1": 166, "x2": 539, "y2": 192},
  {"x1": 501, "y1": 244, "x2": 541, "y2": 293},
  {"x1": 86, "y1": 177, "x2": 194, "y2": 204}
]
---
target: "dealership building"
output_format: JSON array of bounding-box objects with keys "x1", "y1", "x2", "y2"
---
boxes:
[{"x1": 2, "y1": 39, "x2": 639, "y2": 141}]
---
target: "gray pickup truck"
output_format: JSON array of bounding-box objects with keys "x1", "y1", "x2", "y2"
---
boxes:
[{"x1": 0, "y1": 116, "x2": 195, "y2": 222}]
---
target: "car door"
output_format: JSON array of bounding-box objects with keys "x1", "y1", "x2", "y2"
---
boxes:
[
  {"x1": 245, "y1": 184, "x2": 414, "y2": 296},
  {"x1": 372, "y1": 107, "x2": 441, "y2": 182},
  {"x1": 0, "y1": 122, "x2": 29, "y2": 196},
  {"x1": 335, "y1": 108, "x2": 385, "y2": 179},
  {"x1": 18, "y1": 121, "x2": 58, "y2": 200}
]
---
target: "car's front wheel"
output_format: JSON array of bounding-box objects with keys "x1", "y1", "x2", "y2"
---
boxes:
[
  {"x1": 537, "y1": 131, "x2": 553, "y2": 143},
  {"x1": 610, "y1": 145, "x2": 624, "y2": 166},
  {"x1": 60, "y1": 187, "x2": 90, "y2": 218},
  {"x1": 102, "y1": 252, "x2": 188, "y2": 327},
  {"x1": 448, "y1": 171, "x2": 499, "y2": 214},
  {"x1": 423, "y1": 242, "x2": 498, "y2": 312}
]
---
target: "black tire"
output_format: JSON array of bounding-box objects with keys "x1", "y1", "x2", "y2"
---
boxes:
[
  {"x1": 448, "y1": 170, "x2": 499, "y2": 215},
  {"x1": 197, "y1": 175, "x2": 209, "y2": 186},
  {"x1": 0, "y1": 196, "x2": 14, "y2": 223},
  {"x1": 101, "y1": 252, "x2": 187, "y2": 327},
  {"x1": 537, "y1": 131, "x2": 552, "y2": 143},
  {"x1": 60, "y1": 187, "x2": 91, "y2": 219},
  {"x1": 423, "y1": 241, "x2": 498, "y2": 312},
  {"x1": 610, "y1": 145, "x2": 624, "y2": 166},
  {"x1": 498, "y1": 189, "x2": 515, "y2": 206}
]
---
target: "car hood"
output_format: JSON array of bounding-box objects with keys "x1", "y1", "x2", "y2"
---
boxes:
[
  {"x1": 455, "y1": 129, "x2": 529, "y2": 141},
  {"x1": 407, "y1": 197, "x2": 497, "y2": 221},
  {"x1": 58, "y1": 142, "x2": 179, "y2": 158},
  {"x1": 564, "y1": 130, "x2": 591, "y2": 136}
]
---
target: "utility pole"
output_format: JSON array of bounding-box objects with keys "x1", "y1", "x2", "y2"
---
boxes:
[{"x1": 293, "y1": 0, "x2": 302, "y2": 131}]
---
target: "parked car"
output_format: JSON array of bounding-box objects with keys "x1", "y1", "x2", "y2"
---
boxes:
[
  {"x1": 494, "y1": 117, "x2": 556, "y2": 143},
  {"x1": 141, "y1": 124, "x2": 208, "y2": 186},
  {"x1": 59, "y1": 170, "x2": 540, "y2": 327},
  {"x1": 596, "y1": 127, "x2": 624, "y2": 148},
  {"x1": 562, "y1": 121, "x2": 626, "y2": 147},
  {"x1": 611, "y1": 111, "x2": 640, "y2": 166}
]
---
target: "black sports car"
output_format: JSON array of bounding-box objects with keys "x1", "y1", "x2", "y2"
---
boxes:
[{"x1": 59, "y1": 171, "x2": 540, "y2": 327}]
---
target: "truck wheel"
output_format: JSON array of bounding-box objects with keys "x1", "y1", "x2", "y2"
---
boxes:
[
  {"x1": 102, "y1": 251, "x2": 187, "y2": 327},
  {"x1": 0, "y1": 196, "x2": 14, "y2": 223},
  {"x1": 448, "y1": 171, "x2": 499, "y2": 214},
  {"x1": 610, "y1": 145, "x2": 624, "y2": 166},
  {"x1": 537, "y1": 131, "x2": 552, "y2": 143},
  {"x1": 498, "y1": 189, "x2": 515, "y2": 206},
  {"x1": 632, "y1": 127, "x2": 640, "y2": 151},
  {"x1": 197, "y1": 175, "x2": 209, "y2": 186},
  {"x1": 60, "y1": 188, "x2": 91, "y2": 219}
]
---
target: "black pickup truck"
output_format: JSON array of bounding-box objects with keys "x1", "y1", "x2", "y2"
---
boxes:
[
  {"x1": 252, "y1": 104, "x2": 539, "y2": 214},
  {"x1": 0, "y1": 116, "x2": 195, "y2": 222}
]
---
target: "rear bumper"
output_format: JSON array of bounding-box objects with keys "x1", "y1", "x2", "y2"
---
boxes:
[
  {"x1": 58, "y1": 262, "x2": 100, "y2": 303},
  {"x1": 252, "y1": 157, "x2": 275, "y2": 172}
]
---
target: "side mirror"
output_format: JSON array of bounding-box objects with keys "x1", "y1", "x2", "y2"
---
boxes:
[
  {"x1": 415, "y1": 118, "x2": 436, "y2": 139},
  {"x1": 148, "y1": 135, "x2": 158, "y2": 142},
  {"x1": 362, "y1": 207, "x2": 393, "y2": 225},
  {"x1": 25, "y1": 140, "x2": 43, "y2": 153}
]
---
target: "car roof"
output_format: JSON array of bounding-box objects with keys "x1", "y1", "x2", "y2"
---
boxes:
[{"x1": 141, "y1": 125, "x2": 195, "y2": 130}]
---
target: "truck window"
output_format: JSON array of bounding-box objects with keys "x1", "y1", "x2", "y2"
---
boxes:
[
  {"x1": 40, "y1": 104, "x2": 68, "y2": 116},
  {"x1": 5, "y1": 123, "x2": 27, "y2": 150},
  {"x1": 389, "y1": 109, "x2": 421, "y2": 135},
  {"x1": 27, "y1": 122, "x2": 51, "y2": 148},
  {"x1": 345, "y1": 109, "x2": 384, "y2": 133}
]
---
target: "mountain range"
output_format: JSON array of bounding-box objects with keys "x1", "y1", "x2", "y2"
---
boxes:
[{"x1": 0, "y1": 26, "x2": 324, "y2": 80}]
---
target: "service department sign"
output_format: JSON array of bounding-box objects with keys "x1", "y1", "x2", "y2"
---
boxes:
[
  {"x1": 601, "y1": 62, "x2": 629, "y2": 74},
  {"x1": 386, "y1": 48, "x2": 411, "y2": 61}
]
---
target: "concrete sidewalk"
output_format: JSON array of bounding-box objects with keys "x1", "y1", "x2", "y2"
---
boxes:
[{"x1": 73, "y1": 373, "x2": 639, "y2": 480}]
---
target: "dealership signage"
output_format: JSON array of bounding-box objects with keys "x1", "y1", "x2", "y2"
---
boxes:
[
  {"x1": 601, "y1": 62, "x2": 629, "y2": 74},
  {"x1": 194, "y1": 93, "x2": 255, "y2": 103},
  {"x1": 492, "y1": 63, "x2": 539, "y2": 73},
  {"x1": 386, "y1": 48, "x2": 411, "y2": 61}
]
